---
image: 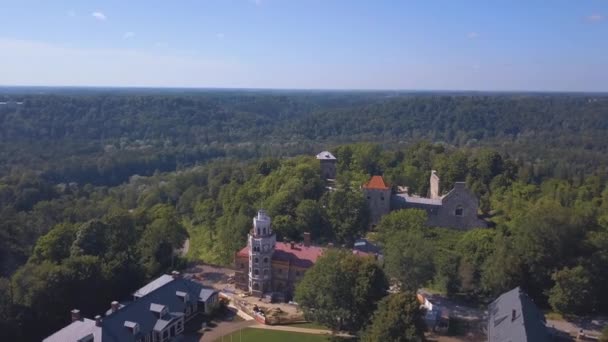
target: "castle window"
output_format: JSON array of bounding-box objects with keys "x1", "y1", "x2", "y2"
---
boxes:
[
  {"x1": 455, "y1": 206, "x2": 464, "y2": 217},
  {"x1": 254, "y1": 269, "x2": 259, "y2": 275},
  {"x1": 254, "y1": 257, "x2": 259, "y2": 263},
  {"x1": 263, "y1": 257, "x2": 269, "y2": 264}
]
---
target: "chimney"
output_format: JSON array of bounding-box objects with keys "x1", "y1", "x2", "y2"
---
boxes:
[
  {"x1": 95, "y1": 315, "x2": 102, "y2": 327},
  {"x1": 511, "y1": 309, "x2": 517, "y2": 321},
  {"x1": 290, "y1": 241, "x2": 295, "y2": 249},
  {"x1": 171, "y1": 270, "x2": 181, "y2": 279},
  {"x1": 303, "y1": 232, "x2": 311, "y2": 247},
  {"x1": 71, "y1": 309, "x2": 81, "y2": 322},
  {"x1": 430, "y1": 170, "x2": 440, "y2": 199},
  {"x1": 111, "y1": 301, "x2": 120, "y2": 313}
]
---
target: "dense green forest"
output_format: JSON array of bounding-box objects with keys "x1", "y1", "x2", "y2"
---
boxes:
[{"x1": 1, "y1": 90, "x2": 608, "y2": 340}]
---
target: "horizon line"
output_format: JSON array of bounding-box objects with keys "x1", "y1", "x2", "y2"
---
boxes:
[{"x1": 1, "y1": 84, "x2": 608, "y2": 95}]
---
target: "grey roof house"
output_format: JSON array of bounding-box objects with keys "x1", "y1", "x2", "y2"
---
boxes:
[
  {"x1": 44, "y1": 271, "x2": 219, "y2": 342},
  {"x1": 487, "y1": 287, "x2": 549, "y2": 342}
]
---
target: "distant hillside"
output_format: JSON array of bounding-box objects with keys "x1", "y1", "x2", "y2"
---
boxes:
[{"x1": 0, "y1": 91, "x2": 607, "y2": 185}]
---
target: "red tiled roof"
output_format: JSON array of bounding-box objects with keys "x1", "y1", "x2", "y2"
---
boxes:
[
  {"x1": 273, "y1": 242, "x2": 324, "y2": 268},
  {"x1": 363, "y1": 175, "x2": 389, "y2": 190},
  {"x1": 236, "y1": 242, "x2": 324, "y2": 268}
]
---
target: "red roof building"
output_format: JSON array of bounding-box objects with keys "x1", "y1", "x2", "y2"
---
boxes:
[
  {"x1": 363, "y1": 175, "x2": 389, "y2": 190},
  {"x1": 235, "y1": 241, "x2": 324, "y2": 298}
]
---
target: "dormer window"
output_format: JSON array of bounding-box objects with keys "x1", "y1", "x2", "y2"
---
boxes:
[
  {"x1": 124, "y1": 321, "x2": 140, "y2": 335},
  {"x1": 149, "y1": 303, "x2": 168, "y2": 318},
  {"x1": 176, "y1": 291, "x2": 190, "y2": 302}
]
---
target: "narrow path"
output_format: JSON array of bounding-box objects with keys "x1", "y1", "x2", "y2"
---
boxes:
[
  {"x1": 180, "y1": 238, "x2": 190, "y2": 257},
  {"x1": 249, "y1": 324, "x2": 354, "y2": 338}
]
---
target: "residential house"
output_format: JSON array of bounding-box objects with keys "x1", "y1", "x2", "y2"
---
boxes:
[{"x1": 43, "y1": 272, "x2": 219, "y2": 342}]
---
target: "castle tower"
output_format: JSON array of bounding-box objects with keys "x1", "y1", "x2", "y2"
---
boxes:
[
  {"x1": 430, "y1": 170, "x2": 440, "y2": 199},
  {"x1": 363, "y1": 175, "x2": 391, "y2": 227},
  {"x1": 248, "y1": 210, "x2": 276, "y2": 296},
  {"x1": 316, "y1": 151, "x2": 337, "y2": 180}
]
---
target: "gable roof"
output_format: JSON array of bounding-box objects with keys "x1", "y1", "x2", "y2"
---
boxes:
[
  {"x1": 133, "y1": 274, "x2": 173, "y2": 298},
  {"x1": 43, "y1": 318, "x2": 101, "y2": 342},
  {"x1": 363, "y1": 175, "x2": 389, "y2": 190},
  {"x1": 488, "y1": 287, "x2": 548, "y2": 342},
  {"x1": 273, "y1": 242, "x2": 324, "y2": 268}
]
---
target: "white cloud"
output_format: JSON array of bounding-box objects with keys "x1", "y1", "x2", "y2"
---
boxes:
[
  {"x1": 467, "y1": 32, "x2": 479, "y2": 39},
  {"x1": 216, "y1": 33, "x2": 225, "y2": 39},
  {"x1": 92, "y1": 11, "x2": 107, "y2": 21},
  {"x1": 123, "y1": 32, "x2": 135, "y2": 39},
  {"x1": 586, "y1": 14, "x2": 604, "y2": 23}
]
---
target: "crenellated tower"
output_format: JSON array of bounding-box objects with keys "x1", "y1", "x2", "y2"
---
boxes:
[{"x1": 248, "y1": 209, "x2": 276, "y2": 296}]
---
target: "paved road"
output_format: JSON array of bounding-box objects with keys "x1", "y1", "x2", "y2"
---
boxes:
[
  {"x1": 199, "y1": 320, "x2": 257, "y2": 342},
  {"x1": 546, "y1": 316, "x2": 607, "y2": 338},
  {"x1": 180, "y1": 238, "x2": 190, "y2": 257},
  {"x1": 419, "y1": 290, "x2": 487, "y2": 321}
]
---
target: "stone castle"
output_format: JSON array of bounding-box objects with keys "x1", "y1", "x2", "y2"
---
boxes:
[
  {"x1": 363, "y1": 172, "x2": 487, "y2": 230},
  {"x1": 316, "y1": 150, "x2": 486, "y2": 230}
]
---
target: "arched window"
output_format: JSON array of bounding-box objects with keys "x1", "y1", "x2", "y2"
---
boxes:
[
  {"x1": 455, "y1": 205, "x2": 464, "y2": 217},
  {"x1": 254, "y1": 257, "x2": 259, "y2": 263},
  {"x1": 254, "y1": 269, "x2": 259, "y2": 275},
  {"x1": 263, "y1": 257, "x2": 269, "y2": 264}
]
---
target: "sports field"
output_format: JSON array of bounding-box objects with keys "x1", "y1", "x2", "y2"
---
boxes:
[{"x1": 213, "y1": 328, "x2": 334, "y2": 342}]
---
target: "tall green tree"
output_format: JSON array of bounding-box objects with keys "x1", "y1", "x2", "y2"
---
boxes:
[
  {"x1": 295, "y1": 250, "x2": 388, "y2": 332},
  {"x1": 548, "y1": 265, "x2": 594, "y2": 315},
  {"x1": 361, "y1": 292, "x2": 426, "y2": 342}
]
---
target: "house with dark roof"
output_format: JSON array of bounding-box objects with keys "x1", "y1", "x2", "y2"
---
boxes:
[
  {"x1": 487, "y1": 287, "x2": 549, "y2": 342},
  {"x1": 43, "y1": 272, "x2": 219, "y2": 342}
]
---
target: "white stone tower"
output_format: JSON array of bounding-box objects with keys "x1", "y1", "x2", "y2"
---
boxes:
[{"x1": 248, "y1": 209, "x2": 276, "y2": 295}]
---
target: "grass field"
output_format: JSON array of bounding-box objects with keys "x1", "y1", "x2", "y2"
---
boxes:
[
  {"x1": 213, "y1": 328, "x2": 334, "y2": 342},
  {"x1": 284, "y1": 322, "x2": 330, "y2": 330}
]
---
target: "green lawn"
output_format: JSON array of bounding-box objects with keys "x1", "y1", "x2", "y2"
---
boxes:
[{"x1": 213, "y1": 328, "x2": 334, "y2": 342}]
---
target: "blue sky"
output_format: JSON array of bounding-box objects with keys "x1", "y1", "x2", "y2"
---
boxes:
[{"x1": 1, "y1": 0, "x2": 607, "y2": 91}]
